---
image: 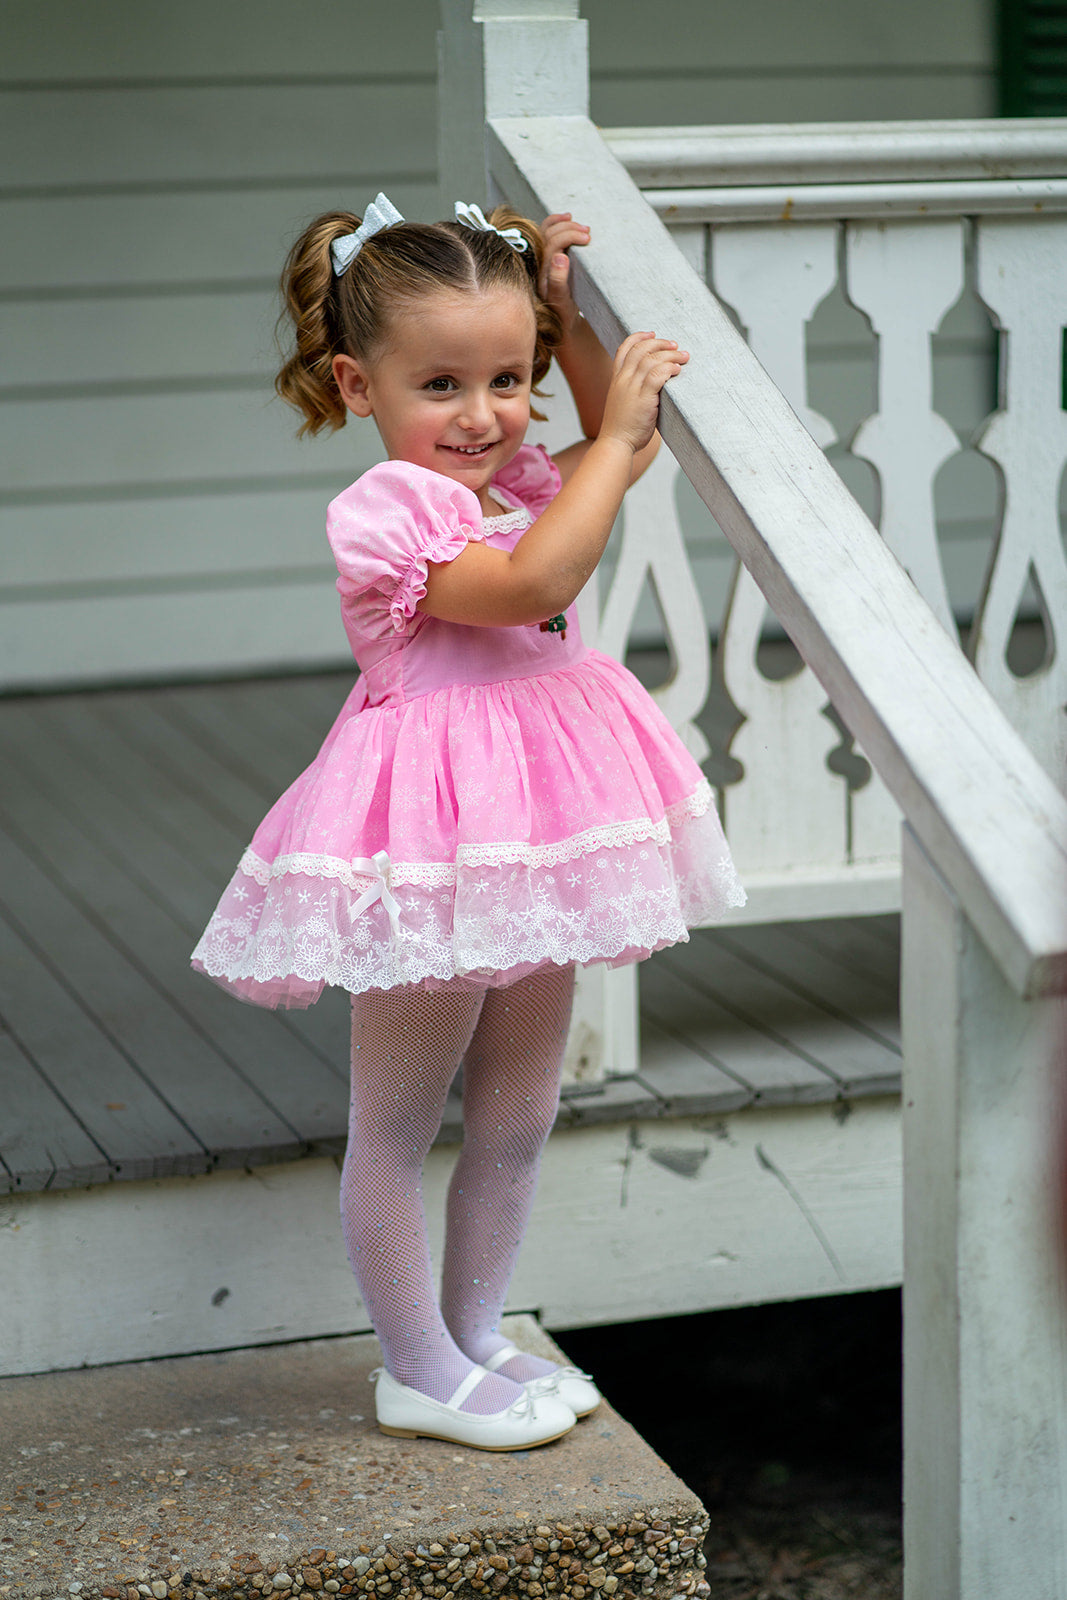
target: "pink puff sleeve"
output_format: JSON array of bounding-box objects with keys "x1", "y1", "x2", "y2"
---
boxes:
[
  {"x1": 491, "y1": 443, "x2": 562, "y2": 519},
  {"x1": 327, "y1": 462, "x2": 485, "y2": 639}
]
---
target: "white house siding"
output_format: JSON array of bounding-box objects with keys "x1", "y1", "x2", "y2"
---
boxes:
[{"x1": 2, "y1": 0, "x2": 997, "y2": 689}]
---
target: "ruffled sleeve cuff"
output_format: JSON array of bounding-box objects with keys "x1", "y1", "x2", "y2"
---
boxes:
[
  {"x1": 389, "y1": 521, "x2": 474, "y2": 631},
  {"x1": 327, "y1": 462, "x2": 485, "y2": 639}
]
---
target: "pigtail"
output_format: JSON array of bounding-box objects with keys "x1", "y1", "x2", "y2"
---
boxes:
[
  {"x1": 485, "y1": 205, "x2": 564, "y2": 419},
  {"x1": 275, "y1": 212, "x2": 358, "y2": 437}
]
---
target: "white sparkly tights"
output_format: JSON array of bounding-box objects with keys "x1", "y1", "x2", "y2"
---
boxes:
[{"x1": 341, "y1": 965, "x2": 575, "y2": 1415}]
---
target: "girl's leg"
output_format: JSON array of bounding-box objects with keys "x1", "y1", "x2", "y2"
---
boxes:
[
  {"x1": 440, "y1": 963, "x2": 575, "y2": 1384},
  {"x1": 342, "y1": 983, "x2": 526, "y2": 1415}
]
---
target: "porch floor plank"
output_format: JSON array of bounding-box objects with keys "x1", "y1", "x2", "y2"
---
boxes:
[
  {"x1": 641, "y1": 952, "x2": 845, "y2": 1105},
  {"x1": 661, "y1": 931, "x2": 902, "y2": 1095},
  {"x1": 10, "y1": 691, "x2": 355, "y2": 1070},
  {"x1": 710, "y1": 922, "x2": 902, "y2": 1049},
  {"x1": 0, "y1": 1017, "x2": 111, "y2": 1193},
  {"x1": 0, "y1": 822, "x2": 213, "y2": 1181},
  {"x1": 0, "y1": 902, "x2": 197, "y2": 1185},
  {"x1": 0, "y1": 732, "x2": 350, "y2": 1162},
  {"x1": 0, "y1": 673, "x2": 902, "y2": 1195}
]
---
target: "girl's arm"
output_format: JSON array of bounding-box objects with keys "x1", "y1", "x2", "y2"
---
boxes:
[
  {"x1": 418, "y1": 330, "x2": 687, "y2": 628},
  {"x1": 539, "y1": 213, "x2": 660, "y2": 488}
]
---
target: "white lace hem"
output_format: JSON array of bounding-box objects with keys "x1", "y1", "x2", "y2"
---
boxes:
[
  {"x1": 237, "y1": 783, "x2": 716, "y2": 891},
  {"x1": 191, "y1": 788, "x2": 745, "y2": 1009}
]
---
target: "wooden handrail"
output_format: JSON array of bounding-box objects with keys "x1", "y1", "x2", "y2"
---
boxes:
[
  {"x1": 601, "y1": 122, "x2": 1067, "y2": 221},
  {"x1": 489, "y1": 111, "x2": 1067, "y2": 999},
  {"x1": 602, "y1": 117, "x2": 1067, "y2": 188}
]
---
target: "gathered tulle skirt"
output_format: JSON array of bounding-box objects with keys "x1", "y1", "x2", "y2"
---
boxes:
[{"x1": 191, "y1": 651, "x2": 745, "y2": 1007}]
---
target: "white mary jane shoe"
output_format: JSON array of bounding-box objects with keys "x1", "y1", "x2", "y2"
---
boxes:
[
  {"x1": 370, "y1": 1365, "x2": 576, "y2": 1451},
  {"x1": 483, "y1": 1343, "x2": 601, "y2": 1419}
]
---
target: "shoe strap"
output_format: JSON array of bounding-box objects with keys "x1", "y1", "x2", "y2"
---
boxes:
[
  {"x1": 446, "y1": 1364, "x2": 491, "y2": 1409},
  {"x1": 482, "y1": 1344, "x2": 520, "y2": 1374}
]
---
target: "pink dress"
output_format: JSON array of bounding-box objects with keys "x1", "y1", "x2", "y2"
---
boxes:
[{"x1": 191, "y1": 446, "x2": 745, "y2": 1007}]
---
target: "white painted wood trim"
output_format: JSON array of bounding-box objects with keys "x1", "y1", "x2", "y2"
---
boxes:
[
  {"x1": 901, "y1": 828, "x2": 1067, "y2": 1597},
  {"x1": 637, "y1": 178, "x2": 1067, "y2": 223},
  {"x1": 712, "y1": 863, "x2": 902, "y2": 925},
  {"x1": 0, "y1": 1098, "x2": 902, "y2": 1376},
  {"x1": 487, "y1": 112, "x2": 1067, "y2": 999},
  {"x1": 437, "y1": 0, "x2": 588, "y2": 208},
  {"x1": 603, "y1": 118, "x2": 1067, "y2": 188}
]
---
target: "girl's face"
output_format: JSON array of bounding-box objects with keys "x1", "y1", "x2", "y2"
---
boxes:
[{"x1": 333, "y1": 285, "x2": 537, "y2": 516}]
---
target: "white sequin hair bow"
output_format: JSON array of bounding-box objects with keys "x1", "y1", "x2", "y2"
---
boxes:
[
  {"x1": 454, "y1": 201, "x2": 528, "y2": 253},
  {"x1": 331, "y1": 192, "x2": 405, "y2": 276}
]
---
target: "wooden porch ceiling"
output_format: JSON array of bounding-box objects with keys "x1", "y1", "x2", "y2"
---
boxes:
[{"x1": 0, "y1": 673, "x2": 901, "y2": 1195}]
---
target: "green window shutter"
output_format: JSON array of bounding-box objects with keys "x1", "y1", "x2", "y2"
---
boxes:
[{"x1": 1000, "y1": 0, "x2": 1067, "y2": 114}]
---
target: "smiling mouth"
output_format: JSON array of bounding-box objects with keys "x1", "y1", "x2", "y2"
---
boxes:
[{"x1": 441, "y1": 443, "x2": 498, "y2": 457}]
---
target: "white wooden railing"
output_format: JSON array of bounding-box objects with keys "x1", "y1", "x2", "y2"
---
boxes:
[
  {"x1": 440, "y1": 2, "x2": 1067, "y2": 1594},
  {"x1": 600, "y1": 120, "x2": 1067, "y2": 924}
]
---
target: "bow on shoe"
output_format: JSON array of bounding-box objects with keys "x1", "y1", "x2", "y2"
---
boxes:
[{"x1": 525, "y1": 1364, "x2": 594, "y2": 1398}]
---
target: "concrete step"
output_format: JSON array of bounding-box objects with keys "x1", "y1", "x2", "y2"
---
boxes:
[{"x1": 0, "y1": 1318, "x2": 709, "y2": 1600}]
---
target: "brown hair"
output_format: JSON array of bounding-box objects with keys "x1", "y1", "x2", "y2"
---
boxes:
[{"x1": 275, "y1": 205, "x2": 563, "y2": 436}]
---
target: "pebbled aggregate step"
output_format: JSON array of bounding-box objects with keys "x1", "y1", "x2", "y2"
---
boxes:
[{"x1": 0, "y1": 1318, "x2": 708, "y2": 1600}]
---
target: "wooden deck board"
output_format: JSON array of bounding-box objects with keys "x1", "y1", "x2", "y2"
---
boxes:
[
  {"x1": 33, "y1": 693, "x2": 250, "y2": 882},
  {"x1": 0, "y1": 821, "x2": 216, "y2": 1180},
  {"x1": 97, "y1": 690, "x2": 275, "y2": 835},
  {"x1": 635, "y1": 1011, "x2": 753, "y2": 1116},
  {"x1": 0, "y1": 903, "x2": 199, "y2": 1184},
  {"x1": 710, "y1": 922, "x2": 902, "y2": 1050},
  {"x1": 158, "y1": 679, "x2": 331, "y2": 800},
  {"x1": 31, "y1": 689, "x2": 360, "y2": 1069},
  {"x1": 0, "y1": 698, "x2": 226, "y2": 933},
  {"x1": 0, "y1": 738, "x2": 350, "y2": 1159},
  {"x1": 0, "y1": 674, "x2": 903, "y2": 1194},
  {"x1": 660, "y1": 931, "x2": 902, "y2": 1095},
  {"x1": 0, "y1": 1017, "x2": 111, "y2": 1192},
  {"x1": 640, "y1": 953, "x2": 845, "y2": 1104}
]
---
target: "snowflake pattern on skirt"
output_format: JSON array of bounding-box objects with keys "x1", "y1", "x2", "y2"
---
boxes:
[{"x1": 191, "y1": 449, "x2": 745, "y2": 1007}]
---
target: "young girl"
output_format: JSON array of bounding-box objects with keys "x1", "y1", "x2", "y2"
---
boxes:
[{"x1": 192, "y1": 194, "x2": 745, "y2": 1451}]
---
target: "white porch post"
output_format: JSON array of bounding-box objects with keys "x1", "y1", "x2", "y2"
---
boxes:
[
  {"x1": 437, "y1": 0, "x2": 588, "y2": 211},
  {"x1": 437, "y1": 0, "x2": 635, "y2": 1079},
  {"x1": 901, "y1": 826, "x2": 1067, "y2": 1597}
]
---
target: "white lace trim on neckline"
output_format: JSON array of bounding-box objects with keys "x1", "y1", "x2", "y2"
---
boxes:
[
  {"x1": 481, "y1": 505, "x2": 530, "y2": 533},
  {"x1": 238, "y1": 783, "x2": 715, "y2": 891}
]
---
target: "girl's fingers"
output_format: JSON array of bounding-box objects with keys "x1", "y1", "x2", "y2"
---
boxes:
[
  {"x1": 541, "y1": 212, "x2": 590, "y2": 246},
  {"x1": 538, "y1": 213, "x2": 590, "y2": 297},
  {"x1": 600, "y1": 333, "x2": 690, "y2": 449},
  {"x1": 540, "y1": 255, "x2": 574, "y2": 313},
  {"x1": 614, "y1": 332, "x2": 690, "y2": 380}
]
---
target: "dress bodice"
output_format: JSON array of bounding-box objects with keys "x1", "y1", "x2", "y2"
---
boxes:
[{"x1": 352, "y1": 505, "x2": 588, "y2": 707}]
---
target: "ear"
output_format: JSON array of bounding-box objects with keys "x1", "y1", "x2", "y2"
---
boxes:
[{"x1": 332, "y1": 353, "x2": 374, "y2": 418}]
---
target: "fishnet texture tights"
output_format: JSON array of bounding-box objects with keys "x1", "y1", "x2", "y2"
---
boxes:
[{"x1": 341, "y1": 965, "x2": 574, "y2": 1414}]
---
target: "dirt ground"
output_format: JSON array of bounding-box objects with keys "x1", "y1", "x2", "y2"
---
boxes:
[{"x1": 560, "y1": 1290, "x2": 903, "y2": 1600}]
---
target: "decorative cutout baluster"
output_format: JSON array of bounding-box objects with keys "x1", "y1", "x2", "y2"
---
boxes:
[
  {"x1": 843, "y1": 219, "x2": 965, "y2": 864},
  {"x1": 711, "y1": 223, "x2": 849, "y2": 882},
  {"x1": 846, "y1": 220, "x2": 963, "y2": 634},
  {"x1": 971, "y1": 216, "x2": 1067, "y2": 782},
  {"x1": 598, "y1": 444, "x2": 711, "y2": 761}
]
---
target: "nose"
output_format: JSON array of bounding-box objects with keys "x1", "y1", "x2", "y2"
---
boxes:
[{"x1": 458, "y1": 388, "x2": 494, "y2": 433}]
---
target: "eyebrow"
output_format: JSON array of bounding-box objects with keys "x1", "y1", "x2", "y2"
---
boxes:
[{"x1": 411, "y1": 357, "x2": 534, "y2": 381}]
